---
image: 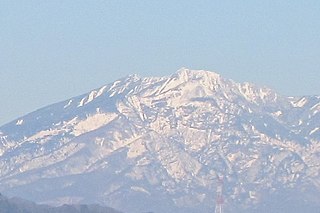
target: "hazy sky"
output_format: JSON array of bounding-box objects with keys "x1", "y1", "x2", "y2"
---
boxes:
[{"x1": 1, "y1": 0, "x2": 320, "y2": 125}]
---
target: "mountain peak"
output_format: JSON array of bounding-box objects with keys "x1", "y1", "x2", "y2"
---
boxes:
[{"x1": 175, "y1": 67, "x2": 221, "y2": 82}]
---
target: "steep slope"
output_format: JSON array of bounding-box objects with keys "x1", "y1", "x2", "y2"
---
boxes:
[{"x1": 0, "y1": 68, "x2": 319, "y2": 213}]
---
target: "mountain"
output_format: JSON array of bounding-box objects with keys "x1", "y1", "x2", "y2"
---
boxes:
[
  {"x1": 0, "y1": 193, "x2": 122, "y2": 213},
  {"x1": 0, "y1": 68, "x2": 319, "y2": 213}
]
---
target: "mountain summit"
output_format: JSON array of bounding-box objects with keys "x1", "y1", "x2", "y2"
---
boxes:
[{"x1": 1, "y1": 68, "x2": 320, "y2": 213}]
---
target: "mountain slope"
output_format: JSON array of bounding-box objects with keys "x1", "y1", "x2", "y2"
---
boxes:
[
  {"x1": 0, "y1": 68, "x2": 319, "y2": 213},
  {"x1": 0, "y1": 193, "x2": 122, "y2": 213}
]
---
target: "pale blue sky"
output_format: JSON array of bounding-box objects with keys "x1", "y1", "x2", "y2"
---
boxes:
[{"x1": 1, "y1": 0, "x2": 320, "y2": 125}]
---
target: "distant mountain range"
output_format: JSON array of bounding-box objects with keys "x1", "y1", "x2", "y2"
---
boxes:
[
  {"x1": 0, "y1": 193, "x2": 122, "y2": 213},
  {"x1": 0, "y1": 68, "x2": 319, "y2": 212}
]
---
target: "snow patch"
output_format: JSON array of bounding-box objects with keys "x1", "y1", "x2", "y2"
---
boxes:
[
  {"x1": 78, "y1": 97, "x2": 86, "y2": 107},
  {"x1": 64, "y1": 100, "x2": 73, "y2": 108},
  {"x1": 72, "y1": 113, "x2": 117, "y2": 136},
  {"x1": 130, "y1": 186, "x2": 151, "y2": 195},
  {"x1": 273, "y1": 111, "x2": 282, "y2": 116},
  {"x1": 77, "y1": 86, "x2": 108, "y2": 108},
  {"x1": 310, "y1": 127, "x2": 319, "y2": 135},
  {"x1": 16, "y1": 119, "x2": 24, "y2": 125},
  {"x1": 311, "y1": 102, "x2": 320, "y2": 115},
  {"x1": 86, "y1": 90, "x2": 97, "y2": 104},
  {"x1": 291, "y1": 97, "x2": 308, "y2": 107},
  {"x1": 97, "y1": 85, "x2": 107, "y2": 97},
  {"x1": 28, "y1": 129, "x2": 60, "y2": 142},
  {"x1": 311, "y1": 102, "x2": 320, "y2": 110}
]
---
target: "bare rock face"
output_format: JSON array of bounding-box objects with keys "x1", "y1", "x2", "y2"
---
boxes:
[{"x1": 1, "y1": 68, "x2": 320, "y2": 213}]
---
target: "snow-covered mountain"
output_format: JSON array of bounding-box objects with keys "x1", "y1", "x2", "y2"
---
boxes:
[{"x1": 1, "y1": 68, "x2": 319, "y2": 213}]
